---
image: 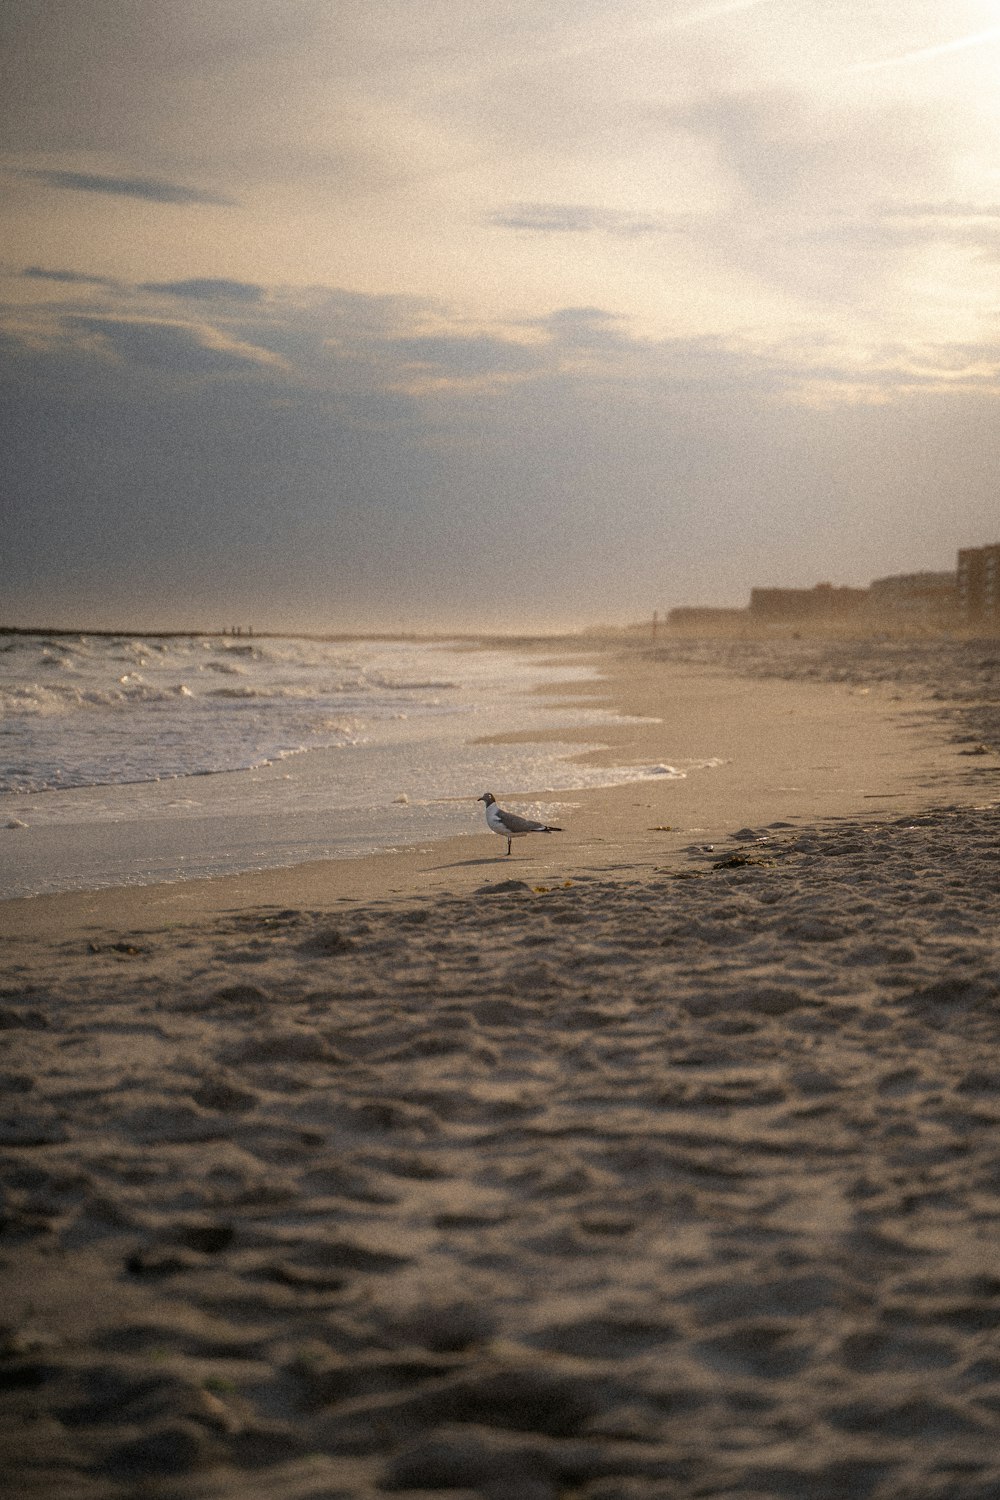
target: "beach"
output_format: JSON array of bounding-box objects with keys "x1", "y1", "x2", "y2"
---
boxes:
[{"x1": 2, "y1": 638, "x2": 1000, "y2": 1499}]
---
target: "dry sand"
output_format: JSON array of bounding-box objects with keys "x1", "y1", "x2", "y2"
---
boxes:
[{"x1": 2, "y1": 640, "x2": 1000, "y2": 1499}]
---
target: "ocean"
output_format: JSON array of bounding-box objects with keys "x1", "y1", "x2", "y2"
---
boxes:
[{"x1": 0, "y1": 632, "x2": 712, "y2": 898}]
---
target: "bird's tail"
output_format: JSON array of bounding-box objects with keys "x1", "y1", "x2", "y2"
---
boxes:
[{"x1": 544, "y1": 825, "x2": 562, "y2": 832}]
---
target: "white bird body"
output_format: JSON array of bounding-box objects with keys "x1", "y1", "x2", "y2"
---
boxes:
[{"x1": 477, "y1": 792, "x2": 562, "y2": 856}]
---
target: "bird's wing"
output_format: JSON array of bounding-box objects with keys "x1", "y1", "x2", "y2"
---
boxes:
[{"x1": 496, "y1": 809, "x2": 548, "y2": 833}]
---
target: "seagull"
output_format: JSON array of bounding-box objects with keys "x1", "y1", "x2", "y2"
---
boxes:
[{"x1": 477, "y1": 792, "x2": 562, "y2": 857}]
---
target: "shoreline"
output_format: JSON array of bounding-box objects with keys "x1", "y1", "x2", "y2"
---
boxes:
[
  {"x1": 0, "y1": 635, "x2": 624, "y2": 904},
  {"x1": 2, "y1": 640, "x2": 995, "y2": 941}
]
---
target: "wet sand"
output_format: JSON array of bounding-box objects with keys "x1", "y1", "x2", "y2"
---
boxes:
[{"x1": 2, "y1": 640, "x2": 999, "y2": 1498}]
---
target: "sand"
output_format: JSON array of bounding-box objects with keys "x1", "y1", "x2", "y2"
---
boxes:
[{"x1": 2, "y1": 639, "x2": 999, "y2": 1499}]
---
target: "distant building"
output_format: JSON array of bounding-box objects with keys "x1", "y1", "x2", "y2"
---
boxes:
[
  {"x1": 749, "y1": 582, "x2": 869, "y2": 623},
  {"x1": 957, "y1": 544, "x2": 1000, "y2": 624},
  {"x1": 667, "y1": 606, "x2": 749, "y2": 631},
  {"x1": 868, "y1": 571, "x2": 957, "y2": 622}
]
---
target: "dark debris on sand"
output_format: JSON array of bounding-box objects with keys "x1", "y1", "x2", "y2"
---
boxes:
[{"x1": 2, "y1": 805, "x2": 1000, "y2": 1497}]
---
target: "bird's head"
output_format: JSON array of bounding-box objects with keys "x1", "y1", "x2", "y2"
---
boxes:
[{"x1": 477, "y1": 792, "x2": 495, "y2": 805}]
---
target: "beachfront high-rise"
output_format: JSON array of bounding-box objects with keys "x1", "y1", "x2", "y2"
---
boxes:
[{"x1": 957, "y1": 544, "x2": 1000, "y2": 624}]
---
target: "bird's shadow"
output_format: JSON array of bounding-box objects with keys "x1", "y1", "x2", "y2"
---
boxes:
[{"x1": 429, "y1": 856, "x2": 530, "y2": 870}]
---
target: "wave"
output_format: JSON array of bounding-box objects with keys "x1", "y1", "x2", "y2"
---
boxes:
[
  {"x1": 0, "y1": 635, "x2": 643, "y2": 801},
  {"x1": 0, "y1": 679, "x2": 196, "y2": 716},
  {"x1": 206, "y1": 684, "x2": 348, "y2": 702},
  {"x1": 3, "y1": 675, "x2": 399, "y2": 715}
]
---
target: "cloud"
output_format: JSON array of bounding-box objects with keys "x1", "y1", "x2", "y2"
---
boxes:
[
  {"x1": 4, "y1": 277, "x2": 1000, "y2": 631},
  {"x1": 140, "y1": 278, "x2": 266, "y2": 304},
  {"x1": 23, "y1": 265, "x2": 121, "y2": 288},
  {"x1": 70, "y1": 316, "x2": 283, "y2": 375},
  {"x1": 851, "y1": 25, "x2": 1000, "y2": 73},
  {"x1": 882, "y1": 201, "x2": 1000, "y2": 221},
  {"x1": 542, "y1": 307, "x2": 630, "y2": 351},
  {"x1": 24, "y1": 170, "x2": 233, "y2": 206},
  {"x1": 387, "y1": 332, "x2": 544, "y2": 381},
  {"x1": 634, "y1": 80, "x2": 971, "y2": 313},
  {"x1": 670, "y1": 86, "x2": 948, "y2": 214},
  {"x1": 865, "y1": 201, "x2": 1000, "y2": 260},
  {"x1": 9, "y1": 269, "x2": 995, "y2": 408},
  {"x1": 489, "y1": 203, "x2": 675, "y2": 237}
]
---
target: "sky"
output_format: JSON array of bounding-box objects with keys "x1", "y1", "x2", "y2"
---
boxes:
[{"x1": 2, "y1": 0, "x2": 1000, "y2": 633}]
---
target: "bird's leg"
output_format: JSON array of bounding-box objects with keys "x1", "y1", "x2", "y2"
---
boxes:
[{"x1": 506, "y1": 838, "x2": 512, "y2": 856}]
